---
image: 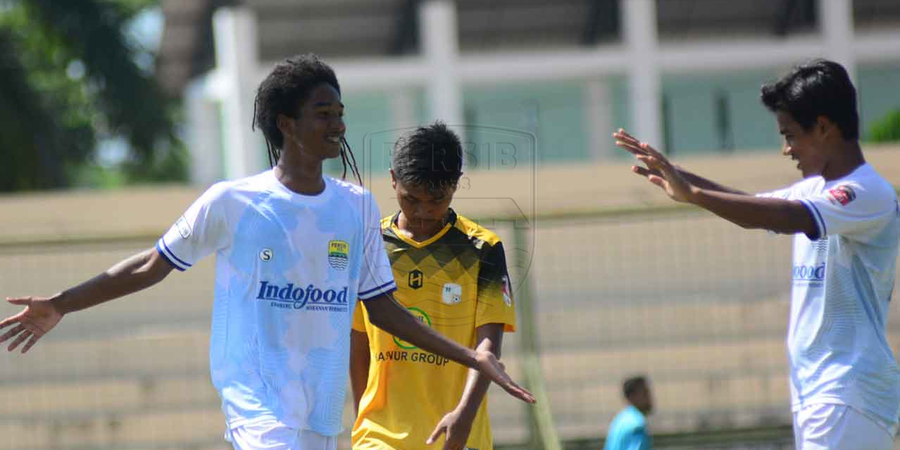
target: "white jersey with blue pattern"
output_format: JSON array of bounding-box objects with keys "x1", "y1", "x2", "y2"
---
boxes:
[
  {"x1": 157, "y1": 171, "x2": 396, "y2": 436},
  {"x1": 759, "y1": 163, "x2": 900, "y2": 427}
]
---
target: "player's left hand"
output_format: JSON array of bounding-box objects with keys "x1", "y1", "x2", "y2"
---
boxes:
[
  {"x1": 614, "y1": 128, "x2": 696, "y2": 203},
  {"x1": 474, "y1": 350, "x2": 536, "y2": 404},
  {"x1": 426, "y1": 408, "x2": 474, "y2": 450}
]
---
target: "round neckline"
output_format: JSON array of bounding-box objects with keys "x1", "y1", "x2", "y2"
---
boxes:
[{"x1": 268, "y1": 170, "x2": 333, "y2": 204}]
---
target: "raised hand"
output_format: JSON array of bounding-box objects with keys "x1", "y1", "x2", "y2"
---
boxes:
[
  {"x1": 0, "y1": 297, "x2": 63, "y2": 353},
  {"x1": 474, "y1": 350, "x2": 535, "y2": 404},
  {"x1": 613, "y1": 129, "x2": 695, "y2": 203}
]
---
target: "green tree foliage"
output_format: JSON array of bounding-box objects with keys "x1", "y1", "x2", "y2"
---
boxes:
[
  {"x1": 869, "y1": 109, "x2": 900, "y2": 144},
  {"x1": 0, "y1": 0, "x2": 185, "y2": 192}
]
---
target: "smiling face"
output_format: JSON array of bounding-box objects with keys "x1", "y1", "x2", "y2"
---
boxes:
[
  {"x1": 777, "y1": 110, "x2": 829, "y2": 178},
  {"x1": 278, "y1": 83, "x2": 345, "y2": 162}
]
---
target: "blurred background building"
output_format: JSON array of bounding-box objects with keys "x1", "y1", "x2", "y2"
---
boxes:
[
  {"x1": 157, "y1": 0, "x2": 900, "y2": 184},
  {"x1": 2, "y1": 1, "x2": 900, "y2": 450}
]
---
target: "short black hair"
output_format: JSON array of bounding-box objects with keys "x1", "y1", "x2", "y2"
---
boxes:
[
  {"x1": 392, "y1": 122, "x2": 463, "y2": 193},
  {"x1": 760, "y1": 59, "x2": 859, "y2": 140},
  {"x1": 252, "y1": 54, "x2": 360, "y2": 183},
  {"x1": 623, "y1": 376, "x2": 647, "y2": 400}
]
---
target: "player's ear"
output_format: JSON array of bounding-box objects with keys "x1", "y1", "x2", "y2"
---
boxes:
[
  {"x1": 389, "y1": 169, "x2": 397, "y2": 189},
  {"x1": 815, "y1": 115, "x2": 834, "y2": 140},
  {"x1": 277, "y1": 114, "x2": 294, "y2": 141}
]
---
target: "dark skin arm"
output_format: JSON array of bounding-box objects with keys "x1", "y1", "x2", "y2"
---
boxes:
[
  {"x1": 427, "y1": 323, "x2": 504, "y2": 450},
  {"x1": 364, "y1": 293, "x2": 533, "y2": 403},
  {"x1": 614, "y1": 129, "x2": 817, "y2": 236},
  {"x1": 0, "y1": 248, "x2": 174, "y2": 353},
  {"x1": 349, "y1": 329, "x2": 370, "y2": 415}
]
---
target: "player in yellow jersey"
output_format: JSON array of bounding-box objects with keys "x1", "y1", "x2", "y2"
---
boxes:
[{"x1": 350, "y1": 122, "x2": 516, "y2": 450}]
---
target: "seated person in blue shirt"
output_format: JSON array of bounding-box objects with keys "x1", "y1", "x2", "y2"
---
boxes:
[{"x1": 604, "y1": 376, "x2": 654, "y2": 450}]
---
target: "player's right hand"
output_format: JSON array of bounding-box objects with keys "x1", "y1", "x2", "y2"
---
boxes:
[
  {"x1": 474, "y1": 349, "x2": 536, "y2": 404},
  {"x1": 614, "y1": 128, "x2": 695, "y2": 203},
  {"x1": 0, "y1": 296, "x2": 62, "y2": 354}
]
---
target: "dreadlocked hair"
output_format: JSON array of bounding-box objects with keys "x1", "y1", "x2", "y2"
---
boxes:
[
  {"x1": 340, "y1": 137, "x2": 362, "y2": 185},
  {"x1": 251, "y1": 53, "x2": 362, "y2": 185}
]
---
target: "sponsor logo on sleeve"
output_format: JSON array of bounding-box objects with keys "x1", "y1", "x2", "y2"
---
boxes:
[
  {"x1": 827, "y1": 185, "x2": 856, "y2": 206},
  {"x1": 501, "y1": 275, "x2": 512, "y2": 307},
  {"x1": 176, "y1": 216, "x2": 192, "y2": 239},
  {"x1": 327, "y1": 240, "x2": 349, "y2": 270}
]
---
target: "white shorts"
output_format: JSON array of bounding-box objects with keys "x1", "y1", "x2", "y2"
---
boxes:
[
  {"x1": 793, "y1": 404, "x2": 894, "y2": 450},
  {"x1": 225, "y1": 419, "x2": 337, "y2": 450}
]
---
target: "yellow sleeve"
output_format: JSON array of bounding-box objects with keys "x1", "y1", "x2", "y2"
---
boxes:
[
  {"x1": 475, "y1": 241, "x2": 517, "y2": 332},
  {"x1": 352, "y1": 300, "x2": 368, "y2": 332}
]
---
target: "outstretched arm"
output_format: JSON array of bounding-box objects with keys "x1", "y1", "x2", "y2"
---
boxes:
[
  {"x1": 0, "y1": 247, "x2": 174, "y2": 353},
  {"x1": 615, "y1": 130, "x2": 746, "y2": 195},
  {"x1": 614, "y1": 129, "x2": 815, "y2": 236},
  {"x1": 364, "y1": 294, "x2": 533, "y2": 404},
  {"x1": 427, "y1": 323, "x2": 504, "y2": 450}
]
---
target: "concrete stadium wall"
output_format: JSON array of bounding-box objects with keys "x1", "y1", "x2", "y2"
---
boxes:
[{"x1": 1, "y1": 144, "x2": 898, "y2": 244}]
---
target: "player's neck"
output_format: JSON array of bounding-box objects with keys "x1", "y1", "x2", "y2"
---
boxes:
[
  {"x1": 275, "y1": 153, "x2": 326, "y2": 195},
  {"x1": 821, "y1": 141, "x2": 865, "y2": 181},
  {"x1": 396, "y1": 211, "x2": 450, "y2": 242}
]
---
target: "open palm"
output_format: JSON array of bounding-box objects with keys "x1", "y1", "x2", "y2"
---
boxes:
[
  {"x1": 474, "y1": 350, "x2": 535, "y2": 403},
  {"x1": 613, "y1": 129, "x2": 694, "y2": 203},
  {"x1": 0, "y1": 297, "x2": 62, "y2": 353}
]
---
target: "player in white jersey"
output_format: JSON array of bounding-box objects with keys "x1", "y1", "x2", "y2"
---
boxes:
[
  {"x1": 0, "y1": 54, "x2": 534, "y2": 450},
  {"x1": 612, "y1": 59, "x2": 900, "y2": 449}
]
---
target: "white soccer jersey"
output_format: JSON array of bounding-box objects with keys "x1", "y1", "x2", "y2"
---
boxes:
[
  {"x1": 758, "y1": 163, "x2": 900, "y2": 428},
  {"x1": 156, "y1": 171, "x2": 396, "y2": 436}
]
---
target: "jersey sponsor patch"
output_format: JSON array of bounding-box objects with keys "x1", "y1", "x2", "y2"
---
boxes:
[
  {"x1": 259, "y1": 248, "x2": 273, "y2": 261},
  {"x1": 828, "y1": 185, "x2": 856, "y2": 206},
  {"x1": 176, "y1": 216, "x2": 192, "y2": 239},
  {"x1": 441, "y1": 282, "x2": 462, "y2": 305},
  {"x1": 394, "y1": 307, "x2": 431, "y2": 350},
  {"x1": 328, "y1": 240, "x2": 349, "y2": 270}
]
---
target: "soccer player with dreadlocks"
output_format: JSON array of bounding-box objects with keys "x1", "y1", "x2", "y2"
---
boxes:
[
  {"x1": 0, "y1": 54, "x2": 533, "y2": 450},
  {"x1": 350, "y1": 123, "x2": 517, "y2": 450}
]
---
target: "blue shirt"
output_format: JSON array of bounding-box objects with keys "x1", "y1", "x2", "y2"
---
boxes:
[{"x1": 604, "y1": 406, "x2": 651, "y2": 450}]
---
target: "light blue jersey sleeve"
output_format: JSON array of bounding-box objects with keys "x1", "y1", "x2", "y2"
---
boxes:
[
  {"x1": 357, "y1": 192, "x2": 396, "y2": 300},
  {"x1": 157, "y1": 182, "x2": 232, "y2": 271},
  {"x1": 798, "y1": 179, "x2": 896, "y2": 241}
]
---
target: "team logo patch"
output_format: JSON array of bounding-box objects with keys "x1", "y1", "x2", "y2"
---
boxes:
[
  {"x1": 328, "y1": 240, "x2": 349, "y2": 270},
  {"x1": 442, "y1": 283, "x2": 462, "y2": 305},
  {"x1": 408, "y1": 269, "x2": 424, "y2": 289},
  {"x1": 828, "y1": 185, "x2": 856, "y2": 206},
  {"x1": 259, "y1": 248, "x2": 273, "y2": 261},
  {"x1": 176, "y1": 216, "x2": 192, "y2": 239},
  {"x1": 501, "y1": 275, "x2": 512, "y2": 307}
]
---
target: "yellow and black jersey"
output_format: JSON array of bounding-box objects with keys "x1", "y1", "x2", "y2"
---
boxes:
[{"x1": 352, "y1": 209, "x2": 516, "y2": 450}]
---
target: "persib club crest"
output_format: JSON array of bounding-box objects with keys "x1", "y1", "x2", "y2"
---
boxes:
[{"x1": 328, "y1": 240, "x2": 349, "y2": 270}]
